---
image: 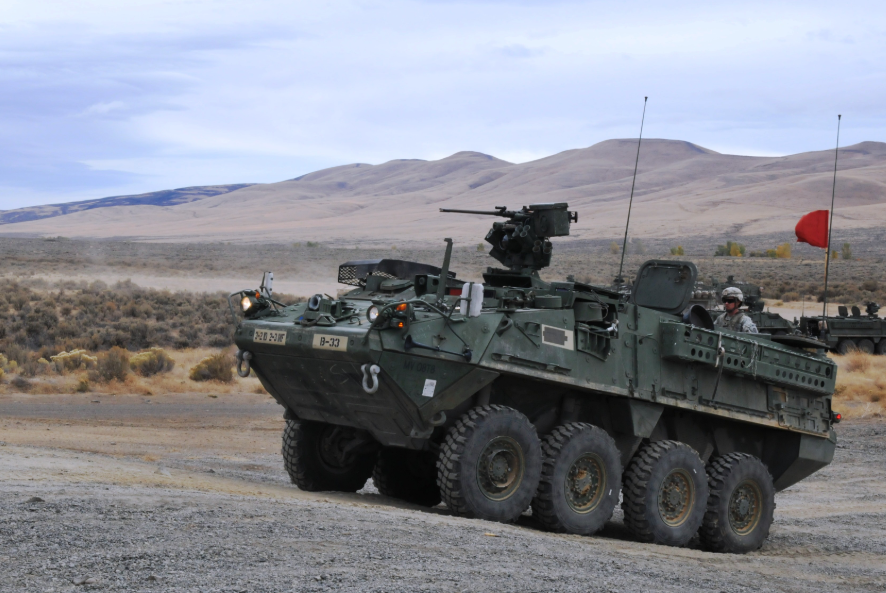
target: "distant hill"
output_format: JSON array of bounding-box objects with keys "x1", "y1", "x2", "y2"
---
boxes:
[
  {"x1": 1, "y1": 140, "x2": 885, "y2": 244},
  {"x1": 0, "y1": 184, "x2": 255, "y2": 225}
]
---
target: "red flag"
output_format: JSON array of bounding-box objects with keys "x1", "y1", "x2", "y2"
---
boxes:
[{"x1": 795, "y1": 210, "x2": 829, "y2": 248}]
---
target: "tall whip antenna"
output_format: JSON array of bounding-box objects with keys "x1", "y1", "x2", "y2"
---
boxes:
[
  {"x1": 822, "y1": 114, "x2": 841, "y2": 319},
  {"x1": 615, "y1": 96, "x2": 648, "y2": 285}
]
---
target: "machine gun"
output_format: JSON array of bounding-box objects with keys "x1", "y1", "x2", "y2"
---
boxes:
[{"x1": 440, "y1": 203, "x2": 577, "y2": 272}]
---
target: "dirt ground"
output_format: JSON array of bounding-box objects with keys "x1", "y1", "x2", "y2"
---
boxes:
[{"x1": 1, "y1": 391, "x2": 884, "y2": 593}]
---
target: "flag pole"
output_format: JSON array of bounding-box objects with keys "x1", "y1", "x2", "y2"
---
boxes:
[
  {"x1": 615, "y1": 96, "x2": 648, "y2": 285},
  {"x1": 822, "y1": 114, "x2": 841, "y2": 319}
]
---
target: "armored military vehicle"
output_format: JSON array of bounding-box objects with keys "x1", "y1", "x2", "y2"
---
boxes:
[
  {"x1": 690, "y1": 276, "x2": 796, "y2": 335},
  {"x1": 231, "y1": 203, "x2": 839, "y2": 554},
  {"x1": 801, "y1": 302, "x2": 886, "y2": 354}
]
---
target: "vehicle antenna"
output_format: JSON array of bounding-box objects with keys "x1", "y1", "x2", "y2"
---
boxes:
[
  {"x1": 615, "y1": 96, "x2": 648, "y2": 285},
  {"x1": 822, "y1": 114, "x2": 841, "y2": 319}
]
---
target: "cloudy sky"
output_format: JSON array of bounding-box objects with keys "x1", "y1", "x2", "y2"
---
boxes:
[{"x1": 2, "y1": 0, "x2": 884, "y2": 209}]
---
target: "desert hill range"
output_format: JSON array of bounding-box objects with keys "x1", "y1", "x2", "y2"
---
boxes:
[{"x1": 3, "y1": 138, "x2": 886, "y2": 246}]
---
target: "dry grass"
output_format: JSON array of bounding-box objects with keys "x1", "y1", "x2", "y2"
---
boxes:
[
  {"x1": 833, "y1": 351, "x2": 886, "y2": 418},
  {"x1": 0, "y1": 347, "x2": 264, "y2": 396}
]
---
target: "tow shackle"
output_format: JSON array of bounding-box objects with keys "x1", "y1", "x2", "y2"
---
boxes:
[
  {"x1": 236, "y1": 350, "x2": 253, "y2": 378},
  {"x1": 361, "y1": 364, "x2": 381, "y2": 394}
]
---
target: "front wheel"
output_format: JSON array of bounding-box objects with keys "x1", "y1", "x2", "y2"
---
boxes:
[
  {"x1": 622, "y1": 440, "x2": 709, "y2": 547},
  {"x1": 437, "y1": 405, "x2": 542, "y2": 523},
  {"x1": 836, "y1": 340, "x2": 856, "y2": 355},
  {"x1": 700, "y1": 453, "x2": 775, "y2": 554},
  {"x1": 531, "y1": 423, "x2": 621, "y2": 535},
  {"x1": 282, "y1": 419, "x2": 376, "y2": 492},
  {"x1": 857, "y1": 339, "x2": 875, "y2": 354}
]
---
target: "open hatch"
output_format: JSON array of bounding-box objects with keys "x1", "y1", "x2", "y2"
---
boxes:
[{"x1": 631, "y1": 260, "x2": 698, "y2": 315}]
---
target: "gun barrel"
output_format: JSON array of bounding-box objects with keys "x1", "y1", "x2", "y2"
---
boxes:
[{"x1": 439, "y1": 207, "x2": 510, "y2": 217}]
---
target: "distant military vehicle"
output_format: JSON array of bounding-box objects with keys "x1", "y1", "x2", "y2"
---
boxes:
[
  {"x1": 801, "y1": 302, "x2": 886, "y2": 354},
  {"x1": 691, "y1": 276, "x2": 796, "y2": 335},
  {"x1": 231, "y1": 203, "x2": 839, "y2": 554}
]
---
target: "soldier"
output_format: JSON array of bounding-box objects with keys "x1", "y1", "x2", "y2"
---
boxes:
[{"x1": 714, "y1": 287, "x2": 759, "y2": 333}]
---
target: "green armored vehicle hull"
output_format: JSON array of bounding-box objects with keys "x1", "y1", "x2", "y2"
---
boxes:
[
  {"x1": 801, "y1": 303, "x2": 886, "y2": 354},
  {"x1": 232, "y1": 204, "x2": 838, "y2": 554}
]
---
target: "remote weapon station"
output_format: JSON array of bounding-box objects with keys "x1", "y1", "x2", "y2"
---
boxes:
[{"x1": 231, "y1": 203, "x2": 838, "y2": 553}]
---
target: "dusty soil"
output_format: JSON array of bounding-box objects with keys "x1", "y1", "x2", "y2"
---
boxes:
[{"x1": 1, "y1": 392, "x2": 885, "y2": 592}]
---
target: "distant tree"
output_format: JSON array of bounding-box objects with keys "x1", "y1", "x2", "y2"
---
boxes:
[
  {"x1": 670, "y1": 246, "x2": 684, "y2": 256},
  {"x1": 775, "y1": 243, "x2": 791, "y2": 259},
  {"x1": 715, "y1": 240, "x2": 746, "y2": 257},
  {"x1": 842, "y1": 242, "x2": 853, "y2": 260},
  {"x1": 609, "y1": 241, "x2": 619, "y2": 255},
  {"x1": 766, "y1": 249, "x2": 777, "y2": 258}
]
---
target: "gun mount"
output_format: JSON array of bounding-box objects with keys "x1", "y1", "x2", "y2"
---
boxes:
[{"x1": 440, "y1": 203, "x2": 577, "y2": 272}]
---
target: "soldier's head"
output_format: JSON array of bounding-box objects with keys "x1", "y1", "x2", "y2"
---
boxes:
[{"x1": 721, "y1": 287, "x2": 743, "y2": 314}]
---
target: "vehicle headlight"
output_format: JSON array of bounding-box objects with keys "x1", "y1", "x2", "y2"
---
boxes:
[
  {"x1": 367, "y1": 305, "x2": 380, "y2": 322},
  {"x1": 241, "y1": 295, "x2": 254, "y2": 312}
]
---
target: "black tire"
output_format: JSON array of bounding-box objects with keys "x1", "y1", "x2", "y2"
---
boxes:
[
  {"x1": 437, "y1": 405, "x2": 542, "y2": 523},
  {"x1": 836, "y1": 339, "x2": 856, "y2": 355},
  {"x1": 373, "y1": 447, "x2": 441, "y2": 507},
  {"x1": 700, "y1": 453, "x2": 775, "y2": 554},
  {"x1": 857, "y1": 339, "x2": 875, "y2": 354},
  {"x1": 622, "y1": 440, "x2": 709, "y2": 547},
  {"x1": 282, "y1": 419, "x2": 375, "y2": 492},
  {"x1": 531, "y1": 423, "x2": 622, "y2": 535},
  {"x1": 877, "y1": 340, "x2": 886, "y2": 355}
]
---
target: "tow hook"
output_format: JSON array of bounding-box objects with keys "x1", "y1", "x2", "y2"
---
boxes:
[
  {"x1": 236, "y1": 350, "x2": 253, "y2": 378},
  {"x1": 361, "y1": 364, "x2": 381, "y2": 394}
]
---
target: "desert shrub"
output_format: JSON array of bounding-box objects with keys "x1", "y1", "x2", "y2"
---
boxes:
[
  {"x1": 129, "y1": 347, "x2": 175, "y2": 377},
  {"x1": 609, "y1": 241, "x2": 619, "y2": 255},
  {"x1": 477, "y1": 243, "x2": 485, "y2": 252},
  {"x1": 670, "y1": 246, "x2": 684, "y2": 256},
  {"x1": 189, "y1": 352, "x2": 233, "y2": 383},
  {"x1": 843, "y1": 351, "x2": 871, "y2": 373},
  {"x1": 50, "y1": 349, "x2": 98, "y2": 373},
  {"x1": 776, "y1": 243, "x2": 791, "y2": 259},
  {"x1": 75, "y1": 378, "x2": 90, "y2": 393},
  {"x1": 11, "y1": 376, "x2": 31, "y2": 391},
  {"x1": 89, "y1": 346, "x2": 130, "y2": 383},
  {"x1": 842, "y1": 243, "x2": 852, "y2": 260},
  {"x1": 780, "y1": 291, "x2": 800, "y2": 302}
]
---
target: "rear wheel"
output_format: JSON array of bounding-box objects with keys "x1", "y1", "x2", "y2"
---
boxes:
[
  {"x1": 700, "y1": 453, "x2": 775, "y2": 553},
  {"x1": 437, "y1": 405, "x2": 542, "y2": 523},
  {"x1": 622, "y1": 440, "x2": 709, "y2": 547},
  {"x1": 531, "y1": 423, "x2": 621, "y2": 535},
  {"x1": 373, "y1": 447, "x2": 441, "y2": 507},
  {"x1": 282, "y1": 419, "x2": 376, "y2": 492},
  {"x1": 857, "y1": 339, "x2": 875, "y2": 354},
  {"x1": 877, "y1": 340, "x2": 886, "y2": 355},
  {"x1": 836, "y1": 340, "x2": 856, "y2": 355}
]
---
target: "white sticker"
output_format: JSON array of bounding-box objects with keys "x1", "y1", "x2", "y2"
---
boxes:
[
  {"x1": 541, "y1": 324, "x2": 575, "y2": 351},
  {"x1": 421, "y1": 378, "x2": 437, "y2": 398},
  {"x1": 312, "y1": 334, "x2": 348, "y2": 352},
  {"x1": 253, "y1": 329, "x2": 287, "y2": 345}
]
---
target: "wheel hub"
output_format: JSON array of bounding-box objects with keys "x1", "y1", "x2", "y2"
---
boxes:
[
  {"x1": 477, "y1": 436, "x2": 525, "y2": 501},
  {"x1": 565, "y1": 454, "x2": 605, "y2": 513},
  {"x1": 657, "y1": 469, "x2": 695, "y2": 527},
  {"x1": 728, "y1": 480, "x2": 762, "y2": 535}
]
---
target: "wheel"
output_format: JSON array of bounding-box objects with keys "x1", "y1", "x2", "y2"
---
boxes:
[
  {"x1": 877, "y1": 340, "x2": 886, "y2": 355},
  {"x1": 437, "y1": 405, "x2": 542, "y2": 523},
  {"x1": 857, "y1": 339, "x2": 875, "y2": 354},
  {"x1": 282, "y1": 419, "x2": 376, "y2": 492},
  {"x1": 622, "y1": 440, "x2": 709, "y2": 547},
  {"x1": 373, "y1": 447, "x2": 441, "y2": 507},
  {"x1": 700, "y1": 453, "x2": 775, "y2": 553},
  {"x1": 531, "y1": 423, "x2": 622, "y2": 535},
  {"x1": 836, "y1": 340, "x2": 856, "y2": 355}
]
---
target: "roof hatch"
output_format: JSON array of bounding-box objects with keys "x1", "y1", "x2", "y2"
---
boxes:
[{"x1": 631, "y1": 260, "x2": 698, "y2": 315}]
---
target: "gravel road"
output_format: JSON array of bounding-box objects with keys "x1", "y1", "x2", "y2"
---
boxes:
[{"x1": 1, "y1": 392, "x2": 885, "y2": 592}]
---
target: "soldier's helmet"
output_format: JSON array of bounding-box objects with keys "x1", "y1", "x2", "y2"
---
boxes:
[{"x1": 722, "y1": 286, "x2": 744, "y2": 303}]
